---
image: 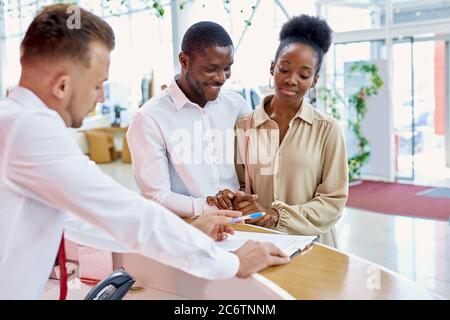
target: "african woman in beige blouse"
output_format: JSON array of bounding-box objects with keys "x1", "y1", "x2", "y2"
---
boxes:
[{"x1": 208, "y1": 15, "x2": 348, "y2": 247}]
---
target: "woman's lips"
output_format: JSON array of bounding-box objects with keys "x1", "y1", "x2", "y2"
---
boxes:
[{"x1": 280, "y1": 88, "x2": 298, "y2": 96}]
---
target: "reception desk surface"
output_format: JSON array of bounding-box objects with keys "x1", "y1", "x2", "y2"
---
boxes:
[
  {"x1": 43, "y1": 223, "x2": 440, "y2": 300},
  {"x1": 232, "y1": 224, "x2": 439, "y2": 300}
]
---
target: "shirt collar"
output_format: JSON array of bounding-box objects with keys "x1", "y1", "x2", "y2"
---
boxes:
[
  {"x1": 168, "y1": 77, "x2": 191, "y2": 111},
  {"x1": 8, "y1": 86, "x2": 48, "y2": 110},
  {"x1": 168, "y1": 76, "x2": 221, "y2": 111},
  {"x1": 253, "y1": 94, "x2": 314, "y2": 127}
]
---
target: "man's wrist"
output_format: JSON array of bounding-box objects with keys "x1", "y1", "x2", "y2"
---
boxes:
[{"x1": 202, "y1": 198, "x2": 219, "y2": 214}]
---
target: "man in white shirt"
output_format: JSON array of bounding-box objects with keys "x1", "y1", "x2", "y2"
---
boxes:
[
  {"x1": 0, "y1": 4, "x2": 289, "y2": 299},
  {"x1": 127, "y1": 22, "x2": 252, "y2": 217}
]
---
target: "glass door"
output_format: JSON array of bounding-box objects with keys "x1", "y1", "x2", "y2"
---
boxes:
[
  {"x1": 393, "y1": 39, "x2": 414, "y2": 180},
  {"x1": 393, "y1": 38, "x2": 449, "y2": 185}
]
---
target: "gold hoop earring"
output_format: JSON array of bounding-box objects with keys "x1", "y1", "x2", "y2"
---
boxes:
[
  {"x1": 269, "y1": 76, "x2": 274, "y2": 89},
  {"x1": 309, "y1": 87, "x2": 317, "y2": 104}
]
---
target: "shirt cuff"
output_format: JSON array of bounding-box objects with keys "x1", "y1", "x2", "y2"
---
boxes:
[
  {"x1": 203, "y1": 200, "x2": 220, "y2": 214},
  {"x1": 270, "y1": 200, "x2": 294, "y2": 232},
  {"x1": 206, "y1": 249, "x2": 240, "y2": 279},
  {"x1": 192, "y1": 198, "x2": 219, "y2": 216}
]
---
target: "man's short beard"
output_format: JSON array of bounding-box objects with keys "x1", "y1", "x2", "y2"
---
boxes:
[{"x1": 185, "y1": 70, "x2": 205, "y2": 101}]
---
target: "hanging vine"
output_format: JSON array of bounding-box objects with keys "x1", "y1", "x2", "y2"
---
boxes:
[
  {"x1": 347, "y1": 62, "x2": 384, "y2": 181},
  {"x1": 151, "y1": 1, "x2": 165, "y2": 18},
  {"x1": 317, "y1": 87, "x2": 342, "y2": 121},
  {"x1": 0, "y1": 0, "x2": 258, "y2": 26}
]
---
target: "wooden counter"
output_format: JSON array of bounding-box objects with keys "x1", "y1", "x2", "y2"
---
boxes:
[{"x1": 233, "y1": 224, "x2": 440, "y2": 299}]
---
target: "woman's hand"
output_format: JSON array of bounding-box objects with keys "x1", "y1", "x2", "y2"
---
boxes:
[
  {"x1": 207, "y1": 189, "x2": 236, "y2": 210},
  {"x1": 235, "y1": 196, "x2": 279, "y2": 227},
  {"x1": 232, "y1": 191, "x2": 257, "y2": 211},
  {"x1": 247, "y1": 208, "x2": 279, "y2": 228},
  {"x1": 237, "y1": 197, "x2": 280, "y2": 228},
  {"x1": 236, "y1": 197, "x2": 266, "y2": 215}
]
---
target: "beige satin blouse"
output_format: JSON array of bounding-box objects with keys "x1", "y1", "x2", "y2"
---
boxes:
[{"x1": 235, "y1": 95, "x2": 349, "y2": 247}]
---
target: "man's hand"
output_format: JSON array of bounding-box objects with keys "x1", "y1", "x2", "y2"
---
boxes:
[
  {"x1": 234, "y1": 240, "x2": 290, "y2": 278},
  {"x1": 207, "y1": 190, "x2": 259, "y2": 212},
  {"x1": 191, "y1": 210, "x2": 241, "y2": 241}
]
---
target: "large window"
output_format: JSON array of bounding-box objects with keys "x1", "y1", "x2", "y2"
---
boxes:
[
  {"x1": 0, "y1": 0, "x2": 174, "y2": 110},
  {"x1": 0, "y1": 0, "x2": 321, "y2": 101},
  {"x1": 165, "y1": 0, "x2": 317, "y2": 92},
  {"x1": 316, "y1": 0, "x2": 450, "y2": 32},
  {"x1": 319, "y1": 0, "x2": 450, "y2": 180},
  {"x1": 229, "y1": 0, "x2": 316, "y2": 89}
]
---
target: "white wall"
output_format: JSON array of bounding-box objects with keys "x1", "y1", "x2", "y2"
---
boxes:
[{"x1": 361, "y1": 59, "x2": 394, "y2": 180}]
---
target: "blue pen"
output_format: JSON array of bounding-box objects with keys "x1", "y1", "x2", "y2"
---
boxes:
[{"x1": 231, "y1": 212, "x2": 266, "y2": 223}]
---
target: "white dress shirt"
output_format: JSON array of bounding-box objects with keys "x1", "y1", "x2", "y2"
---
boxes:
[
  {"x1": 127, "y1": 78, "x2": 251, "y2": 217},
  {"x1": 0, "y1": 86, "x2": 239, "y2": 299}
]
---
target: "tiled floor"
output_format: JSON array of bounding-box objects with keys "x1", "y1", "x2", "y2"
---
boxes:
[
  {"x1": 335, "y1": 207, "x2": 450, "y2": 299},
  {"x1": 98, "y1": 160, "x2": 450, "y2": 299}
]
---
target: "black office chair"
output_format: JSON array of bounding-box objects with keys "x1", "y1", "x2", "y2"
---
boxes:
[{"x1": 84, "y1": 268, "x2": 135, "y2": 300}]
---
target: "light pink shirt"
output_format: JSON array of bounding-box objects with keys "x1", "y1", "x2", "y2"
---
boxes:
[{"x1": 127, "y1": 78, "x2": 251, "y2": 217}]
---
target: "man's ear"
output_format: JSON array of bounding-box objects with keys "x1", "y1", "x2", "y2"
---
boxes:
[
  {"x1": 179, "y1": 52, "x2": 190, "y2": 70},
  {"x1": 51, "y1": 72, "x2": 70, "y2": 100},
  {"x1": 270, "y1": 61, "x2": 275, "y2": 76}
]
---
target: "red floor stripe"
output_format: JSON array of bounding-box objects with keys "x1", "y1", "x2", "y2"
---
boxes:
[{"x1": 347, "y1": 181, "x2": 450, "y2": 221}]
